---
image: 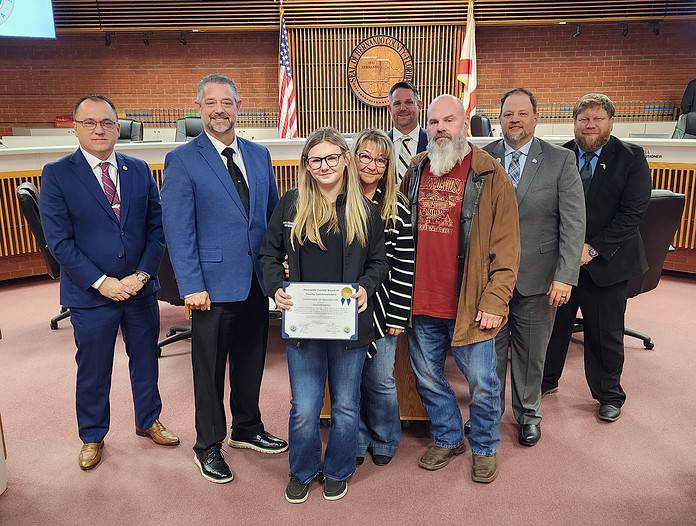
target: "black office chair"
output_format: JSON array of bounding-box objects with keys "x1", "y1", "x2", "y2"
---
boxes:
[
  {"x1": 671, "y1": 112, "x2": 696, "y2": 139},
  {"x1": 16, "y1": 182, "x2": 71, "y2": 330},
  {"x1": 175, "y1": 117, "x2": 203, "y2": 142},
  {"x1": 157, "y1": 246, "x2": 191, "y2": 355},
  {"x1": 470, "y1": 114, "x2": 493, "y2": 137},
  {"x1": 574, "y1": 189, "x2": 686, "y2": 350},
  {"x1": 118, "y1": 119, "x2": 144, "y2": 142}
]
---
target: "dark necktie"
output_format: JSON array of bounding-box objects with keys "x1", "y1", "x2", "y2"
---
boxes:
[
  {"x1": 221, "y1": 147, "x2": 250, "y2": 213},
  {"x1": 100, "y1": 162, "x2": 121, "y2": 221},
  {"x1": 580, "y1": 151, "x2": 596, "y2": 193}
]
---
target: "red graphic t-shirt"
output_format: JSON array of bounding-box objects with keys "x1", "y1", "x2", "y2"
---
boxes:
[{"x1": 412, "y1": 154, "x2": 471, "y2": 319}]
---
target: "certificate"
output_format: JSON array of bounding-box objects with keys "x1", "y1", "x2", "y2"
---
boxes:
[{"x1": 281, "y1": 282, "x2": 358, "y2": 341}]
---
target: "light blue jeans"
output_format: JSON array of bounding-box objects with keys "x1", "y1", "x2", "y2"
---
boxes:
[
  {"x1": 407, "y1": 315, "x2": 501, "y2": 456},
  {"x1": 358, "y1": 335, "x2": 401, "y2": 457}
]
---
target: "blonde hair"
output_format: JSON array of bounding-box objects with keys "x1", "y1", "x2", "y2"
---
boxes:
[
  {"x1": 291, "y1": 127, "x2": 370, "y2": 250},
  {"x1": 352, "y1": 128, "x2": 399, "y2": 231}
]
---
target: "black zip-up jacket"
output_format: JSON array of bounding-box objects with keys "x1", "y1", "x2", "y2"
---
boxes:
[{"x1": 260, "y1": 189, "x2": 389, "y2": 349}]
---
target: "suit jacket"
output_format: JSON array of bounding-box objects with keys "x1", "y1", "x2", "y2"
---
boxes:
[
  {"x1": 40, "y1": 149, "x2": 164, "y2": 308},
  {"x1": 483, "y1": 137, "x2": 586, "y2": 296},
  {"x1": 160, "y1": 132, "x2": 280, "y2": 302},
  {"x1": 681, "y1": 79, "x2": 696, "y2": 114},
  {"x1": 563, "y1": 135, "x2": 652, "y2": 287},
  {"x1": 387, "y1": 127, "x2": 428, "y2": 154}
]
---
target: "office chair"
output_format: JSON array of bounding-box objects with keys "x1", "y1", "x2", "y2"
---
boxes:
[
  {"x1": 16, "y1": 182, "x2": 71, "y2": 330},
  {"x1": 118, "y1": 119, "x2": 144, "y2": 142},
  {"x1": 671, "y1": 112, "x2": 696, "y2": 139},
  {"x1": 574, "y1": 189, "x2": 686, "y2": 350},
  {"x1": 174, "y1": 117, "x2": 203, "y2": 142},
  {"x1": 157, "y1": 246, "x2": 191, "y2": 356},
  {"x1": 470, "y1": 114, "x2": 493, "y2": 137}
]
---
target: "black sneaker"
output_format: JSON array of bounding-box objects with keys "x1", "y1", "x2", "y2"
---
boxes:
[
  {"x1": 323, "y1": 478, "x2": 348, "y2": 501},
  {"x1": 193, "y1": 447, "x2": 234, "y2": 484},
  {"x1": 285, "y1": 476, "x2": 310, "y2": 504}
]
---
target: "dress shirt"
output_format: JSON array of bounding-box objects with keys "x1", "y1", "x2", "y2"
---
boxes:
[
  {"x1": 205, "y1": 131, "x2": 249, "y2": 186},
  {"x1": 391, "y1": 125, "x2": 422, "y2": 151},
  {"x1": 81, "y1": 147, "x2": 119, "y2": 290},
  {"x1": 577, "y1": 145, "x2": 604, "y2": 175},
  {"x1": 503, "y1": 138, "x2": 534, "y2": 175}
]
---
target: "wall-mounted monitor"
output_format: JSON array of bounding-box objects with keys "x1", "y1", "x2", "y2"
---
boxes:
[{"x1": 0, "y1": 0, "x2": 56, "y2": 39}]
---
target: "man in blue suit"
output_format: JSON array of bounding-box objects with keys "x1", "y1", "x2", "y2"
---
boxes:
[
  {"x1": 387, "y1": 81, "x2": 428, "y2": 183},
  {"x1": 161, "y1": 74, "x2": 287, "y2": 484},
  {"x1": 40, "y1": 95, "x2": 179, "y2": 471}
]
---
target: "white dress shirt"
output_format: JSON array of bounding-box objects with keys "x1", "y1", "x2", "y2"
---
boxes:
[
  {"x1": 205, "y1": 131, "x2": 249, "y2": 185},
  {"x1": 391, "y1": 125, "x2": 422, "y2": 151},
  {"x1": 503, "y1": 138, "x2": 534, "y2": 176}
]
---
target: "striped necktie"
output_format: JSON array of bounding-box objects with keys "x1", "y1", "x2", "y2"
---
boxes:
[
  {"x1": 397, "y1": 136, "x2": 413, "y2": 183},
  {"x1": 100, "y1": 162, "x2": 121, "y2": 220},
  {"x1": 508, "y1": 151, "x2": 522, "y2": 188}
]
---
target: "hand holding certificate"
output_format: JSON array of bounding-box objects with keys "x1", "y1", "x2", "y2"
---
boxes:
[{"x1": 278, "y1": 282, "x2": 361, "y2": 340}]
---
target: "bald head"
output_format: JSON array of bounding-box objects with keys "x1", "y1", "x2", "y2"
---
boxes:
[{"x1": 426, "y1": 94, "x2": 469, "y2": 145}]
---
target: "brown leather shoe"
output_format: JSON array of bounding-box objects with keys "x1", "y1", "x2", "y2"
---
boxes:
[
  {"x1": 136, "y1": 419, "x2": 180, "y2": 446},
  {"x1": 418, "y1": 443, "x2": 467, "y2": 471},
  {"x1": 472, "y1": 453, "x2": 498, "y2": 483},
  {"x1": 79, "y1": 442, "x2": 104, "y2": 470}
]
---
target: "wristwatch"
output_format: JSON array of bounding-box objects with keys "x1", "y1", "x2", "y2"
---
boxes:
[
  {"x1": 587, "y1": 246, "x2": 599, "y2": 259},
  {"x1": 135, "y1": 271, "x2": 150, "y2": 284}
]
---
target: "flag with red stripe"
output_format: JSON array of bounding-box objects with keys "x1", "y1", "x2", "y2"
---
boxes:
[
  {"x1": 457, "y1": 0, "x2": 477, "y2": 118},
  {"x1": 278, "y1": 11, "x2": 298, "y2": 138}
]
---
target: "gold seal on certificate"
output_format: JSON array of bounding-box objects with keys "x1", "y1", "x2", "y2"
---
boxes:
[{"x1": 281, "y1": 282, "x2": 358, "y2": 340}]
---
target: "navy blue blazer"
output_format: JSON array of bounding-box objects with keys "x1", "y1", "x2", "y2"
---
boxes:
[
  {"x1": 40, "y1": 149, "x2": 164, "y2": 308},
  {"x1": 160, "y1": 132, "x2": 280, "y2": 302},
  {"x1": 387, "y1": 127, "x2": 428, "y2": 155}
]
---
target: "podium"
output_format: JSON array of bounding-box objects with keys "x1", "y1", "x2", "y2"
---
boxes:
[{"x1": 321, "y1": 334, "x2": 429, "y2": 421}]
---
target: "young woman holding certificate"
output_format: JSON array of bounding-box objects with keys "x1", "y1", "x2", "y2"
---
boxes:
[
  {"x1": 352, "y1": 129, "x2": 414, "y2": 468},
  {"x1": 260, "y1": 127, "x2": 387, "y2": 504}
]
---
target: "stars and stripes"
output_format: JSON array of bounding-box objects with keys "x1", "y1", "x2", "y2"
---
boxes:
[
  {"x1": 457, "y1": 0, "x2": 477, "y2": 120},
  {"x1": 278, "y1": 12, "x2": 298, "y2": 138}
]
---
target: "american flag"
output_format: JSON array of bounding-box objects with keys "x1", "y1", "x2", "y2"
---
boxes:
[
  {"x1": 457, "y1": 0, "x2": 477, "y2": 119},
  {"x1": 278, "y1": 12, "x2": 298, "y2": 138}
]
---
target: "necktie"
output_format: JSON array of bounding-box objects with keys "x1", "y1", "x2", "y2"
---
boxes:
[
  {"x1": 100, "y1": 162, "x2": 121, "y2": 221},
  {"x1": 508, "y1": 151, "x2": 522, "y2": 188},
  {"x1": 221, "y1": 147, "x2": 250, "y2": 213},
  {"x1": 397, "y1": 136, "x2": 412, "y2": 183},
  {"x1": 580, "y1": 151, "x2": 596, "y2": 192}
]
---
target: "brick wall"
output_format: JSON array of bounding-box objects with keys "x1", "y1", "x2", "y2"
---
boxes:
[
  {"x1": 0, "y1": 253, "x2": 47, "y2": 281},
  {"x1": 1, "y1": 22, "x2": 695, "y2": 135}
]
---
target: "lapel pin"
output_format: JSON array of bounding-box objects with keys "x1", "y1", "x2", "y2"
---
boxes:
[
  {"x1": 532, "y1": 158, "x2": 538, "y2": 163},
  {"x1": 122, "y1": 165, "x2": 128, "y2": 171},
  {"x1": 496, "y1": 158, "x2": 502, "y2": 164},
  {"x1": 600, "y1": 163, "x2": 606, "y2": 170}
]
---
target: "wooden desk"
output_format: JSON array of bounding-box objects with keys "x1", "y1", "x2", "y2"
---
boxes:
[{"x1": 321, "y1": 334, "x2": 429, "y2": 421}]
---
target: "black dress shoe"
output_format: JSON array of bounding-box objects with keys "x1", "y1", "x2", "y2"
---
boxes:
[
  {"x1": 464, "y1": 419, "x2": 471, "y2": 435},
  {"x1": 228, "y1": 431, "x2": 289, "y2": 453},
  {"x1": 194, "y1": 447, "x2": 234, "y2": 484},
  {"x1": 356, "y1": 456, "x2": 365, "y2": 466},
  {"x1": 371, "y1": 454, "x2": 392, "y2": 466},
  {"x1": 541, "y1": 386, "x2": 558, "y2": 398},
  {"x1": 518, "y1": 424, "x2": 541, "y2": 446},
  {"x1": 598, "y1": 404, "x2": 621, "y2": 422}
]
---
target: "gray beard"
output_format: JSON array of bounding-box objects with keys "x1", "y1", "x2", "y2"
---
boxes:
[{"x1": 427, "y1": 133, "x2": 469, "y2": 177}]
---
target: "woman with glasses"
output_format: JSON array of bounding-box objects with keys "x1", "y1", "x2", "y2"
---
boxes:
[
  {"x1": 260, "y1": 127, "x2": 388, "y2": 503},
  {"x1": 352, "y1": 129, "x2": 414, "y2": 468}
]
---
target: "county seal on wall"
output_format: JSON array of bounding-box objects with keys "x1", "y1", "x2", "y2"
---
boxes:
[{"x1": 347, "y1": 35, "x2": 414, "y2": 107}]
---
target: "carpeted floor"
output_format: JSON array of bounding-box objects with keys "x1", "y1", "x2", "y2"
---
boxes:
[{"x1": 0, "y1": 274, "x2": 695, "y2": 525}]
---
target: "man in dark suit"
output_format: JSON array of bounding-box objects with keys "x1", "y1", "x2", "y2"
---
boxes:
[
  {"x1": 387, "y1": 81, "x2": 428, "y2": 183},
  {"x1": 40, "y1": 95, "x2": 179, "y2": 471},
  {"x1": 542, "y1": 93, "x2": 651, "y2": 422},
  {"x1": 680, "y1": 78, "x2": 696, "y2": 115},
  {"x1": 483, "y1": 88, "x2": 585, "y2": 446},
  {"x1": 161, "y1": 74, "x2": 287, "y2": 484}
]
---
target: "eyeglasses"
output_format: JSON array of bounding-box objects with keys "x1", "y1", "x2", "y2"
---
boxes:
[
  {"x1": 357, "y1": 152, "x2": 389, "y2": 169},
  {"x1": 305, "y1": 153, "x2": 344, "y2": 170},
  {"x1": 75, "y1": 119, "x2": 118, "y2": 131}
]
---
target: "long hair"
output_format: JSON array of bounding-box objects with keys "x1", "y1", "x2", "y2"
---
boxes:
[
  {"x1": 291, "y1": 127, "x2": 370, "y2": 250},
  {"x1": 352, "y1": 128, "x2": 398, "y2": 230}
]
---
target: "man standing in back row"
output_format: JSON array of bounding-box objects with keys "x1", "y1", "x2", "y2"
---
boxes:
[
  {"x1": 483, "y1": 88, "x2": 585, "y2": 447},
  {"x1": 387, "y1": 81, "x2": 428, "y2": 183},
  {"x1": 543, "y1": 93, "x2": 651, "y2": 422},
  {"x1": 161, "y1": 74, "x2": 287, "y2": 485}
]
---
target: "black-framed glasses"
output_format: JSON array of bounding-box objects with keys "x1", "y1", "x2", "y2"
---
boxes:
[
  {"x1": 357, "y1": 152, "x2": 389, "y2": 169},
  {"x1": 305, "y1": 152, "x2": 344, "y2": 170},
  {"x1": 74, "y1": 119, "x2": 118, "y2": 131}
]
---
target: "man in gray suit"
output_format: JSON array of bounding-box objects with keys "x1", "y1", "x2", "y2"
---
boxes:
[{"x1": 483, "y1": 88, "x2": 585, "y2": 446}]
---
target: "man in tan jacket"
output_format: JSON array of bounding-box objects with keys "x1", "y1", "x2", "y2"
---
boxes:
[{"x1": 401, "y1": 95, "x2": 520, "y2": 483}]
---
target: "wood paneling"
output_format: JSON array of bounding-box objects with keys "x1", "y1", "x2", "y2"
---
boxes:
[
  {"x1": 290, "y1": 25, "x2": 464, "y2": 135},
  {"x1": 651, "y1": 163, "x2": 696, "y2": 250}
]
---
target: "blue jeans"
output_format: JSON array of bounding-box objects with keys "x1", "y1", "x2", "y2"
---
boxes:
[
  {"x1": 407, "y1": 315, "x2": 501, "y2": 456},
  {"x1": 358, "y1": 335, "x2": 401, "y2": 457},
  {"x1": 287, "y1": 341, "x2": 367, "y2": 484}
]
